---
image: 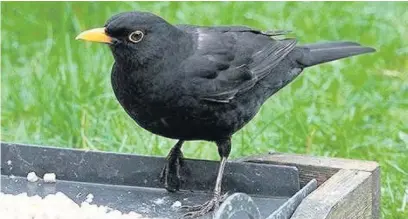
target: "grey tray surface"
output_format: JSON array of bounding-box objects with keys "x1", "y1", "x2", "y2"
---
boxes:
[
  {"x1": 2, "y1": 176, "x2": 288, "y2": 218},
  {"x1": 1, "y1": 142, "x2": 305, "y2": 219}
]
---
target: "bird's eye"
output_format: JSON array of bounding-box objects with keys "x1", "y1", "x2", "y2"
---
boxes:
[{"x1": 128, "y1": 30, "x2": 144, "y2": 43}]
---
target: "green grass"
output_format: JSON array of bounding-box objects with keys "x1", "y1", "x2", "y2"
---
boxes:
[{"x1": 1, "y1": 1, "x2": 407, "y2": 218}]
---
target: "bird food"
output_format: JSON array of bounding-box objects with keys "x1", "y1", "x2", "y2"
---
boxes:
[
  {"x1": 0, "y1": 192, "x2": 150, "y2": 219},
  {"x1": 43, "y1": 173, "x2": 57, "y2": 183},
  {"x1": 26, "y1": 171, "x2": 39, "y2": 182}
]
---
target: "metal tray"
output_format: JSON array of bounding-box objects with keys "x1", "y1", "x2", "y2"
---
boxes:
[{"x1": 1, "y1": 142, "x2": 317, "y2": 219}]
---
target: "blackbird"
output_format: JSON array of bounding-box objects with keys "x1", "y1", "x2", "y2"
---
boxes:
[{"x1": 76, "y1": 11, "x2": 375, "y2": 218}]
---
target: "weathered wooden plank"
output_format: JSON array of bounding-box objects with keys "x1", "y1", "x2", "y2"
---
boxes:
[
  {"x1": 240, "y1": 153, "x2": 378, "y2": 172},
  {"x1": 370, "y1": 167, "x2": 381, "y2": 219},
  {"x1": 239, "y1": 153, "x2": 380, "y2": 218},
  {"x1": 290, "y1": 169, "x2": 372, "y2": 219}
]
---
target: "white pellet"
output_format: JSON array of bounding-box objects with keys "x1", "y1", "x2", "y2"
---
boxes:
[
  {"x1": 171, "y1": 201, "x2": 182, "y2": 209},
  {"x1": 27, "y1": 172, "x2": 39, "y2": 182},
  {"x1": 85, "y1": 193, "x2": 94, "y2": 203},
  {"x1": 6, "y1": 160, "x2": 12, "y2": 165},
  {"x1": 152, "y1": 197, "x2": 166, "y2": 205},
  {"x1": 43, "y1": 173, "x2": 56, "y2": 183}
]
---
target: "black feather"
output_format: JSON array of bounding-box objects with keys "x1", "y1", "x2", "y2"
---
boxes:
[{"x1": 298, "y1": 42, "x2": 376, "y2": 67}]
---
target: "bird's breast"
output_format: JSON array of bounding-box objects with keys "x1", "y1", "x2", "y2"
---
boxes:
[
  {"x1": 111, "y1": 67, "x2": 187, "y2": 136},
  {"x1": 110, "y1": 67, "x2": 259, "y2": 140}
]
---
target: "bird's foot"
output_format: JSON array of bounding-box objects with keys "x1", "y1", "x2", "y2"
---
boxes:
[
  {"x1": 160, "y1": 147, "x2": 184, "y2": 192},
  {"x1": 181, "y1": 193, "x2": 228, "y2": 218}
]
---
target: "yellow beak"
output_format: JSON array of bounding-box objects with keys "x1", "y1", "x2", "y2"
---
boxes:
[{"x1": 75, "y1": 28, "x2": 112, "y2": 44}]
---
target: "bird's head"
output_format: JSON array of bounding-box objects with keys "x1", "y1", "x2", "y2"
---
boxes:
[{"x1": 76, "y1": 11, "x2": 181, "y2": 65}]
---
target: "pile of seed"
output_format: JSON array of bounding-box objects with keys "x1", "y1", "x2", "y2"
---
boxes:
[{"x1": 0, "y1": 192, "x2": 150, "y2": 219}]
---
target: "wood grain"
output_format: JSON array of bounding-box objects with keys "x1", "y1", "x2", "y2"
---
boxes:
[
  {"x1": 290, "y1": 169, "x2": 372, "y2": 219},
  {"x1": 239, "y1": 153, "x2": 380, "y2": 219}
]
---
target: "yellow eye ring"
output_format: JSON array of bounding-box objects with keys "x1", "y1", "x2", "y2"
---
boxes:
[{"x1": 129, "y1": 30, "x2": 144, "y2": 43}]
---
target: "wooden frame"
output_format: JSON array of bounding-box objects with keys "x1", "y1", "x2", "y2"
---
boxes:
[{"x1": 239, "y1": 153, "x2": 380, "y2": 219}]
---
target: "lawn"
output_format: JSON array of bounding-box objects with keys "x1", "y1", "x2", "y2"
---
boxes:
[{"x1": 1, "y1": 1, "x2": 407, "y2": 218}]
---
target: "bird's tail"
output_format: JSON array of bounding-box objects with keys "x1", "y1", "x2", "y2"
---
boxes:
[{"x1": 297, "y1": 41, "x2": 376, "y2": 67}]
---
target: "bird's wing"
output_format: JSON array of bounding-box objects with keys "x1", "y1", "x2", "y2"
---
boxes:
[
  {"x1": 179, "y1": 26, "x2": 297, "y2": 103},
  {"x1": 177, "y1": 24, "x2": 291, "y2": 36}
]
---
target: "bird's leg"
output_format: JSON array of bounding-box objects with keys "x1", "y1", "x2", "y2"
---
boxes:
[
  {"x1": 182, "y1": 138, "x2": 231, "y2": 218},
  {"x1": 160, "y1": 140, "x2": 184, "y2": 192}
]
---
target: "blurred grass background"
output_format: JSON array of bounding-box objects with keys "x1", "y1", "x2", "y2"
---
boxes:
[{"x1": 1, "y1": 1, "x2": 407, "y2": 218}]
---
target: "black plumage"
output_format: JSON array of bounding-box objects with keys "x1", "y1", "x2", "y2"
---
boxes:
[{"x1": 77, "y1": 11, "x2": 375, "y2": 218}]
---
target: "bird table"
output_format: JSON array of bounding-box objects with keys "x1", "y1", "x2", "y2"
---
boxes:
[{"x1": 1, "y1": 142, "x2": 379, "y2": 219}]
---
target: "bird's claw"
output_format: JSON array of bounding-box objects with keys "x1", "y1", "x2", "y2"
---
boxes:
[
  {"x1": 160, "y1": 163, "x2": 181, "y2": 192},
  {"x1": 160, "y1": 148, "x2": 184, "y2": 192},
  {"x1": 181, "y1": 193, "x2": 228, "y2": 218}
]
